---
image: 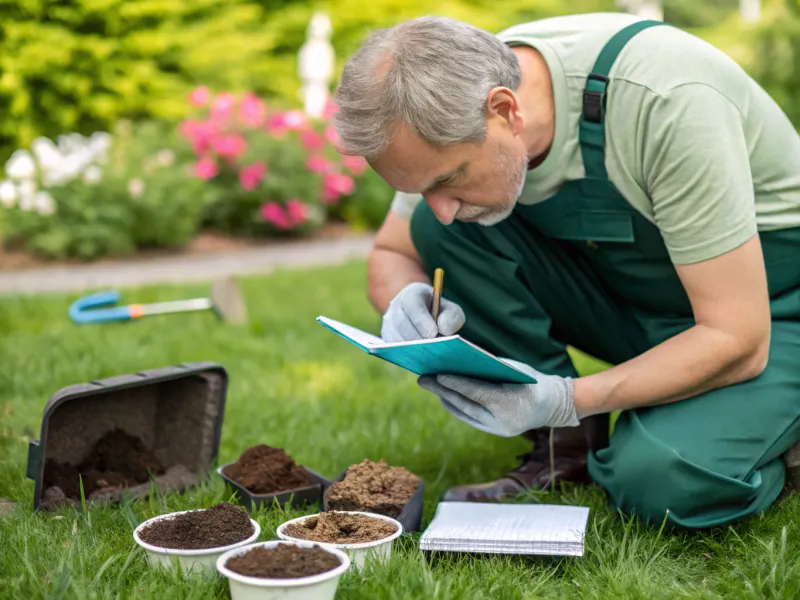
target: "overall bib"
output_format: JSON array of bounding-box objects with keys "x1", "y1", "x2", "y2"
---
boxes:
[{"x1": 409, "y1": 20, "x2": 800, "y2": 530}]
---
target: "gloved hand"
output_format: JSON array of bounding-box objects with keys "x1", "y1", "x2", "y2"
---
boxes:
[
  {"x1": 381, "y1": 281, "x2": 466, "y2": 342},
  {"x1": 417, "y1": 358, "x2": 579, "y2": 437}
]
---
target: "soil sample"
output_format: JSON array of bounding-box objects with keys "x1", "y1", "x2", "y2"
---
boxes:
[
  {"x1": 284, "y1": 511, "x2": 398, "y2": 544},
  {"x1": 138, "y1": 501, "x2": 253, "y2": 549},
  {"x1": 222, "y1": 444, "x2": 311, "y2": 494},
  {"x1": 225, "y1": 543, "x2": 342, "y2": 579},
  {"x1": 43, "y1": 429, "x2": 165, "y2": 499},
  {"x1": 326, "y1": 459, "x2": 420, "y2": 518}
]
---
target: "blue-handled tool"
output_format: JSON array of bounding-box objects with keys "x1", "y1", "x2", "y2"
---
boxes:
[{"x1": 68, "y1": 277, "x2": 247, "y2": 325}]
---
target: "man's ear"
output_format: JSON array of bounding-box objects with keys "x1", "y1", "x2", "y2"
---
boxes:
[{"x1": 486, "y1": 87, "x2": 523, "y2": 134}]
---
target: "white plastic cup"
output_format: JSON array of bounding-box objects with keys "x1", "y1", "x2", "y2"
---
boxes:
[
  {"x1": 216, "y1": 541, "x2": 351, "y2": 600},
  {"x1": 133, "y1": 509, "x2": 261, "y2": 576},
  {"x1": 276, "y1": 511, "x2": 403, "y2": 570}
]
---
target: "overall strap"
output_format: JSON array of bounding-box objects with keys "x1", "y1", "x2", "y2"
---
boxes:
[{"x1": 580, "y1": 20, "x2": 666, "y2": 180}]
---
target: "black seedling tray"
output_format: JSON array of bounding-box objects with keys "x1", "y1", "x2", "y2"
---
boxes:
[
  {"x1": 26, "y1": 362, "x2": 228, "y2": 511},
  {"x1": 322, "y1": 468, "x2": 424, "y2": 533},
  {"x1": 217, "y1": 464, "x2": 332, "y2": 511}
]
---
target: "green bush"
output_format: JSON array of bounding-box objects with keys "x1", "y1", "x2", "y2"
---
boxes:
[
  {"x1": 0, "y1": 90, "x2": 396, "y2": 260},
  {"x1": 176, "y1": 88, "x2": 393, "y2": 237},
  {"x1": 0, "y1": 121, "x2": 210, "y2": 260},
  {"x1": 0, "y1": 0, "x2": 619, "y2": 162},
  {"x1": 694, "y1": 0, "x2": 800, "y2": 127}
]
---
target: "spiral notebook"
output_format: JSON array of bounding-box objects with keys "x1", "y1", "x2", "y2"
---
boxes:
[{"x1": 419, "y1": 502, "x2": 590, "y2": 556}]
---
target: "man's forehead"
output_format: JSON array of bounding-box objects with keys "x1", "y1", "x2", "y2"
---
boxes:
[{"x1": 371, "y1": 125, "x2": 462, "y2": 192}]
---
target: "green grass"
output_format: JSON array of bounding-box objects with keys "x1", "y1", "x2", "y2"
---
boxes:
[{"x1": 1, "y1": 260, "x2": 799, "y2": 599}]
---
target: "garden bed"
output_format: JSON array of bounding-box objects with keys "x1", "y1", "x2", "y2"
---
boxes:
[{"x1": 0, "y1": 222, "x2": 362, "y2": 272}]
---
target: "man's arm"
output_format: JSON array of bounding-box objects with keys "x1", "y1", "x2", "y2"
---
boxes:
[
  {"x1": 574, "y1": 83, "x2": 771, "y2": 417},
  {"x1": 367, "y1": 209, "x2": 429, "y2": 314},
  {"x1": 574, "y1": 233, "x2": 770, "y2": 417}
]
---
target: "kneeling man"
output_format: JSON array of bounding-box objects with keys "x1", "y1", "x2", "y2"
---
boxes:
[{"x1": 331, "y1": 13, "x2": 800, "y2": 530}]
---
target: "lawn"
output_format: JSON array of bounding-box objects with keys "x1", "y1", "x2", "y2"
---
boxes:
[{"x1": 1, "y1": 260, "x2": 799, "y2": 599}]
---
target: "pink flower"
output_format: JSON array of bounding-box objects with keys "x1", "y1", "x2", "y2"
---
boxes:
[
  {"x1": 211, "y1": 134, "x2": 247, "y2": 158},
  {"x1": 300, "y1": 130, "x2": 325, "y2": 151},
  {"x1": 266, "y1": 113, "x2": 288, "y2": 138},
  {"x1": 194, "y1": 157, "x2": 218, "y2": 180},
  {"x1": 210, "y1": 92, "x2": 236, "y2": 121},
  {"x1": 282, "y1": 110, "x2": 307, "y2": 130},
  {"x1": 179, "y1": 120, "x2": 218, "y2": 155},
  {"x1": 322, "y1": 173, "x2": 355, "y2": 204},
  {"x1": 323, "y1": 101, "x2": 339, "y2": 120},
  {"x1": 239, "y1": 161, "x2": 268, "y2": 191},
  {"x1": 260, "y1": 202, "x2": 291, "y2": 229},
  {"x1": 239, "y1": 92, "x2": 266, "y2": 128},
  {"x1": 324, "y1": 126, "x2": 341, "y2": 146},
  {"x1": 341, "y1": 155, "x2": 368, "y2": 175},
  {"x1": 189, "y1": 86, "x2": 210, "y2": 107},
  {"x1": 285, "y1": 199, "x2": 308, "y2": 225},
  {"x1": 306, "y1": 155, "x2": 334, "y2": 175}
]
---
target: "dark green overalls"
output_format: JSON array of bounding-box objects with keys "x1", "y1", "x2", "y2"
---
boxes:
[{"x1": 409, "y1": 20, "x2": 800, "y2": 530}]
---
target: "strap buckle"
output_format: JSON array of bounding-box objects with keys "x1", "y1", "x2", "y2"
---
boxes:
[{"x1": 582, "y1": 73, "x2": 609, "y2": 124}]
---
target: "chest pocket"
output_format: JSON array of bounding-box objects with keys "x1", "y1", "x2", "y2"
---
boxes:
[{"x1": 519, "y1": 179, "x2": 636, "y2": 245}]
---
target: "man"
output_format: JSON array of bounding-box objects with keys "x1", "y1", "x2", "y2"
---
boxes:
[{"x1": 331, "y1": 12, "x2": 800, "y2": 530}]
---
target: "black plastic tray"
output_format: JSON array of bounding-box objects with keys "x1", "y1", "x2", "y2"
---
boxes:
[
  {"x1": 26, "y1": 362, "x2": 228, "y2": 511},
  {"x1": 322, "y1": 468, "x2": 424, "y2": 533},
  {"x1": 218, "y1": 464, "x2": 331, "y2": 511}
]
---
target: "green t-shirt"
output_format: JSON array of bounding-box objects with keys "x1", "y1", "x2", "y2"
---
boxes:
[{"x1": 390, "y1": 12, "x2": 800, "y2": 265}]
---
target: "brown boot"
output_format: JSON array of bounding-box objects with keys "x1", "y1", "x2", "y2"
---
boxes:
[{"x1": 442, "y1": 415, "x2": 609, "y2": 503}]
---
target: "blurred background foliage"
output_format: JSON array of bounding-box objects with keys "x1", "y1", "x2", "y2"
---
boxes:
[
  {"x1": 0, "y1": 0, "x2": 797, "y2": 261},
  {"x1": 2, "y1": 0, "x2": 797, "y2": 163}
]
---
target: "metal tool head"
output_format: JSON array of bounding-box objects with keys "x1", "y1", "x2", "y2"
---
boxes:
[{"x1": 209, "y1": 277, "x2": 247, "y2": 325}]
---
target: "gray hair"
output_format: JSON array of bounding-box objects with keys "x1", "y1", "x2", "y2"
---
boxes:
[{"x1": 332, "y1": 16, "x2": 521, "y2": 160}]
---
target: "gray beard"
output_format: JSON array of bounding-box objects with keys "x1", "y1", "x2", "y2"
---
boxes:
[{"x1": 463, "y1": 147, "x2": 528, "y2": 226}]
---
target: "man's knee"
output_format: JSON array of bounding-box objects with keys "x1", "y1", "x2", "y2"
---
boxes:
[{"x1": 587, "y1": 411, "x2": 786, "y2": 530}]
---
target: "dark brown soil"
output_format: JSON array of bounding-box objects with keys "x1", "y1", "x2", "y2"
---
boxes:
[
  {"x1": 225, "y1": 543, "x2": 342, "y2": 579},
  {"x1": 43, "y1": 429, "x2": 165, "y2": 499},
  {"x1": 222, "y1": 444, "x2": 311, "y2": 494},
  {"x1": 326, "y1": 459, "x2": 420, "y2": 518},
  {"x1": 138, "y1": 501, "x2": 253, "y2": 550},
  {"x1": 283, "y1": 511, "x2": 398, "y2": 544}
]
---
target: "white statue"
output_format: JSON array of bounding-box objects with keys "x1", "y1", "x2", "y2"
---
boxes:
[
  {"x1": 740, "y1": 0, "x2": 760, "y2": 23},
  {"x1": 298, "y1": 11, "x2": 335, "y2": 119},
  {"x1": 617, "y1": 0, "x2": 663, "y2": 21}
]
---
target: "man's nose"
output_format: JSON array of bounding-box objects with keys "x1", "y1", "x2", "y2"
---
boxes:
[{"x1": 425, "y1": 193, "x2": 460, "y2": 225}]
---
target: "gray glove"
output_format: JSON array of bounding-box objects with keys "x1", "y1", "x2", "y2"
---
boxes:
[
  {"x1": 381, "y1": 281, "x2": 466, "y2": 342},
  {"x1": 417, "y1": 358, "x2": 579, "y2": 437}
]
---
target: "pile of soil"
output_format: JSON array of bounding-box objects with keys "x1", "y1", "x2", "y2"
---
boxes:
[
  {"x1": 43, "y1": 429, "x2": 165, "y2": 499},
  {"x1": 284, "y1": 511, "x2": 398, "y2": 544},
  {"x1": 326, "y1": 459, "x2": 420, "y2": 518},
  {"x1": 222, "y1": 444, "x2": 311, "y2": 494},
  {"x1": 225, "y1": 543, "x2": 342, "y2": 579},
  {"x1": 138, "y1": 501, "x2": 253, "y2": 550}
]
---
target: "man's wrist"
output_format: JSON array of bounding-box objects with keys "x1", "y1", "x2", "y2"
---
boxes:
[{"x1": 572, "y1": 374, "x2": 607, "y2": 419}]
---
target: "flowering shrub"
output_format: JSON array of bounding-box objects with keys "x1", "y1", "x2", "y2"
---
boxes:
[
  {"x1": 0, "y1": 121, "x2": 209, "y2": 260},
  {"x1": 0, "y1": 87, "x2": 395, "y2": 261},
  {"x1": 178, "y1": 87, "x2": 386, "y2": 236}
]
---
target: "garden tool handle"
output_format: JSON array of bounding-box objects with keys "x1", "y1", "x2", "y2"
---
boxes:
[
  {"x1": 69, "y1": 291, "x2": 137, "y2": 324},
  {"x1": 69, "y1": 292, "x2": 214, "y2": 324}
]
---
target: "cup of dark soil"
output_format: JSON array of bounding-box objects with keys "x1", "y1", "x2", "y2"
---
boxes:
[
  {"x1": 323, "y1": 459, "x2": 424, "y2": 532},
  {"x1": 276, "y1": 510, "x2": 402, "y2": 570},
  {"x1": 218, "y1": 444, "x2": 331, "y2": 511},
  {"x1": 133, "y1": 501, "x2": 261, "y2": 575},
  {"x1": 216, "y1": 541, "x2": 350, "y2": 600}
]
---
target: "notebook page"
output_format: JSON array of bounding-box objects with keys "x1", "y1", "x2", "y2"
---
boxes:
[
  {"x1": 419, "y1": 502, "x2": 589, "y2": 556},
  {"x1": 317, "y1": 316, "x2": 384, "y2": 347}
]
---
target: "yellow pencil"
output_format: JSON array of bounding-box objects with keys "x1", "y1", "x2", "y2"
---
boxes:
[{"x1": 432, "y1": 268, "x2": 444, "y2": 323}]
